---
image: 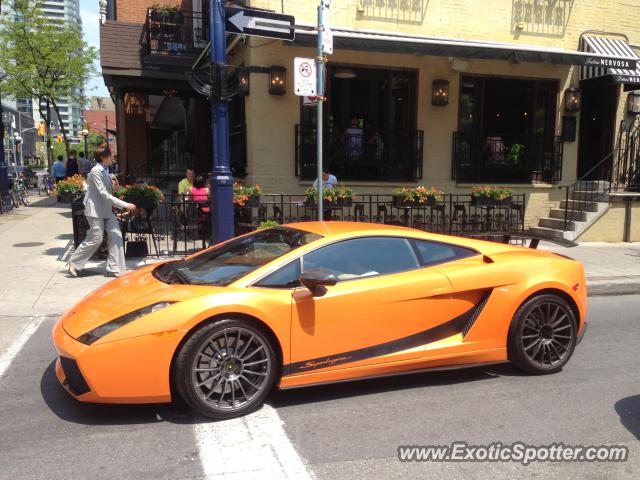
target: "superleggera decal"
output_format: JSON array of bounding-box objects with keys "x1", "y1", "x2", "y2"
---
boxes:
[{"x1": 283, "y1": 291, "x2": 492, "y2": 375}]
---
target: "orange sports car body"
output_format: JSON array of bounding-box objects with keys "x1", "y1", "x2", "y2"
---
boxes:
[{"x1": 53, "y1": 222, "x2": 587, "y2": 419}]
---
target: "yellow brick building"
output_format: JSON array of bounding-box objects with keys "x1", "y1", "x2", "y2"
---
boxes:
[
  {"x1": 231, "y1": 0, "x2": 640, "y2": 228},
  {"x1": 100, "y1": 0, "x2": 640, "y2": 240}
]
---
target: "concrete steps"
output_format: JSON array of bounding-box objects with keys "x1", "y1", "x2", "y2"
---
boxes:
[{"x1": 534, "y1": 182, "x2": 610, "y2": 242}]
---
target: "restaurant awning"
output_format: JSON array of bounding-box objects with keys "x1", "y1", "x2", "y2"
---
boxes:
[
  {"x1": 579, "y1": 35, "x2": 640, "y2": 90},
  {"x1": 293, "y1": 25, "x2": 638, "y2": 69}
]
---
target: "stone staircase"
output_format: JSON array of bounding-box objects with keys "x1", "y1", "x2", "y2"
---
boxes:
[{"x1": 530, "y1": 181, "x2": 611, "y2": 242}]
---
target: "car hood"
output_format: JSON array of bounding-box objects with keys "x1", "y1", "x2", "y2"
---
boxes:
[{"x1": 61, "y1": 263, "x2": 220, "y2": 339}]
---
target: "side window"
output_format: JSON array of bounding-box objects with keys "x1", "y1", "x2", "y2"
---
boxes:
[
  {"x1": 412, "y1": 240, "x2": 477, "y2": 266},
  {"x1": 302, "y1": 237, "x2": 420, "y2": 281},
  {"x1": 254, "y1": 259, "x2": 301, "y2": 288}
]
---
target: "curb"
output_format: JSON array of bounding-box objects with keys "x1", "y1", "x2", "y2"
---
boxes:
[{"x1": 587, "y1": 280, "x2": 640, "y2": 297}]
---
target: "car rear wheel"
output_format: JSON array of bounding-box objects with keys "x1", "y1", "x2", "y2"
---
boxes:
[
  {"x1": 174, "y1": 319, "x2": 277, "y2": 419},
  {"x1": 508, "y1": 294, "x2": 577, "y2": 374}
]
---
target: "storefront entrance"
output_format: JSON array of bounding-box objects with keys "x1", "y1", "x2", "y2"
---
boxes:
[{"x1": 577, "y1": 82, "x2": 618, "y2": 180}]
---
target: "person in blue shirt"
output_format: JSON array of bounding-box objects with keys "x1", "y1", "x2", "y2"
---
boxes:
[{"x1": 52, "y1": 155, "x2": 66, "y2": 183}]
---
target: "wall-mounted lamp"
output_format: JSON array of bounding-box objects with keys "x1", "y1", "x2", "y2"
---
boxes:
[
  {"x1": 269, "y1": 66, "x2": 286, "y2": 95},
  {"x1": 238, "y1": 66, "x2": 250, "y2": 96},
  {"x1": 627, "y1": 91, "x2": 640, "y2": 115},
  {"x1": 432, "y1": 79, "x2": 449, "y2": 106},
  {"x1": 564, "y1": 87, "x2": 581, "y2": 113}
]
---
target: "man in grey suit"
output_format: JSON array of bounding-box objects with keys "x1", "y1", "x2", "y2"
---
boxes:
[{"x1": 67, "y1": 145, "x2": 136, "y2": 277}]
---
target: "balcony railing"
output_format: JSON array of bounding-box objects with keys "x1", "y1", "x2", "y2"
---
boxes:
[
  {"x1": 452, "y1": 132, "x2": 562, "y2": 184},
  {"x1": 295, "y1": 126, "x2": 423, "y2": 182},
  {"x1": 145, "y1": 9, "x2": 209, "y2": 56}
]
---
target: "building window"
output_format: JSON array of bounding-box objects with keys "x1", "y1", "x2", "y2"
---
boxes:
[
  {"x1": 296, "y1": 65, "x2": 422, "y2": 182},
  {"x1": 453, "y1": 75, "x2": 562, "y2": 183}
]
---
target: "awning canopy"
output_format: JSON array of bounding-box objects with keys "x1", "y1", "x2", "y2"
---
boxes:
[
  {"x1": 293, "y1": 26, "x2": 638, "y2": 69},
  {"x1": 579, "y1": 35, "x2": 640, "y2": 89}
]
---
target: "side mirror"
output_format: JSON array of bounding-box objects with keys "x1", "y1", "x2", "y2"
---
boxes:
[{"x1": 299, "y1": 269, "x2": 337, "y2": 297}]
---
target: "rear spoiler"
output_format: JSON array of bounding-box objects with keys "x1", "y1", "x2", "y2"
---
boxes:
[{"x1": 496, "y1": 230, "x2": 578, "y2": 249}]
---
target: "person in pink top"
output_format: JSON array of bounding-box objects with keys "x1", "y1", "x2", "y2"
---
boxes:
[{"x1": 190, "y1": 175, "x2": 210, "y2": 218}]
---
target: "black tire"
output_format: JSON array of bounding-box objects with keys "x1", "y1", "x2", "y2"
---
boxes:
[
  {"x1": 20, "y1": 188, "x2": 30, "y2": 206},
  {"x1": 174, "y1": 318, "x2": 278, "y2": 420},
  {"x1": 508, "y1": 293, "x2": 577, "y2": 374}
]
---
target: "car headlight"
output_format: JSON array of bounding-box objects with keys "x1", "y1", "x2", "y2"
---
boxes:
[{"x1": 77, "y1": 302, "x2": 175, "y2": 345}]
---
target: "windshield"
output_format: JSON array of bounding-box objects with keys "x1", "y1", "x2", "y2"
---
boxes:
[{"x1": 154, "y1": 226, "x2": 322, "y2": 286}]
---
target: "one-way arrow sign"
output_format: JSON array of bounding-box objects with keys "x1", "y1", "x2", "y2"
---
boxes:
[{"x1": 225, "y1": 7, "x2": 295, "y2": 41}]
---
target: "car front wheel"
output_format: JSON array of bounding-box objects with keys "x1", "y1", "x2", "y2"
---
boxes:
[
  {"x1": 174, "y1": 319, "x2": 278, "y2": 419},
  {"x1": 508, "y1": 294, "x2": 577, "y2": 374}
]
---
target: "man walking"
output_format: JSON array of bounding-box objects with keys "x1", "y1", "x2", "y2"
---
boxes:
[{"x1": 67, "y1": 145, "x2": 136, "y2": 278}]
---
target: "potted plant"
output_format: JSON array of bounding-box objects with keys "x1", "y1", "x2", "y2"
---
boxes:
[
  {"x1": 507, "y1": 143, "x2": 524, "y2": 165},
  {"x1": 116, "y1": 183, "x2": 164, "y2": 211},
  {"x1": 149, "y1": 3, "x2": 182, "y2": 23},
  {"x1": 305, "y1": 186, "x2": 356, "y2": 207},
  {"x1": 471, "y1": 186, "x2": 513, "y2": 206},
  {"x1": 233, "y1": 183, "x2": 261, "y2": 208},
  {"x1": 392, "y1": 186, "x2": 443, "y2": 207},
  {"x1": 52, "y1": 174, "x2": 85, "y2": 203}
]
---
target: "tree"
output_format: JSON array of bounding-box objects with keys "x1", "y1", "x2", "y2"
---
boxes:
[{"x1": 0, "y1": 0, "x2": 98, "y2": 163}]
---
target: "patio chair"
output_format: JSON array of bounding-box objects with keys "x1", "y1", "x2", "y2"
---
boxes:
[{"x1": 172, "y1": 201, "x2": 207, "y2": 253}]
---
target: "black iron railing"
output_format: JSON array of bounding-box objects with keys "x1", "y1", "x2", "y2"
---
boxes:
[
  {"x1": 561, "y1": 117, "x2": 640, "y2": 231},
  {"x1": 145, "y1": 9, "x2": 209, "y2": 56},
  {"x1": 85, "y1": 193, "x2": 525, "y2": 258},
  {"x1": 295, "y1": 126, "x2": 423, "y2": 182},
  {"x1": 452, "y1": 132, "x2": 562, "y2": 184}
]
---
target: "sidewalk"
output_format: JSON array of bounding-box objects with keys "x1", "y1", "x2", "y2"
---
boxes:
[
  {"x1": 0, "y1": 196, "x2": 162, "y2": 354},
  {"x1": 538, "y1": 241, "x2": 640, "y2": 296}
]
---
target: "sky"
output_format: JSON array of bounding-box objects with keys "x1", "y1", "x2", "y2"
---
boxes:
[{"x1": 80, "y1": 0, "x2": 109, "y2": 98}]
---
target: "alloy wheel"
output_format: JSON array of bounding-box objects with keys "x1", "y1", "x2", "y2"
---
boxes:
[
  {"x1": 190, "y1": 327, "x2": 272, "y2": 413},
  {"x1": 520, "y1": 301, "x2": 574, "y2": 369}
]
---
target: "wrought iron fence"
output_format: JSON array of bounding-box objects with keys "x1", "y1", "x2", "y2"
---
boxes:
[
  {"x1": 452, "y1": 132, "x2": 562, "y2": 184},
  {"x1": 145, "y1": 10, "x2": 209, "y2": 56},
  {"x1": 296, "y1": 126, "x2": 423, "y2": 181},
  {"x1": 84, "y1": 193, "x2": 526, "y2": 258}
]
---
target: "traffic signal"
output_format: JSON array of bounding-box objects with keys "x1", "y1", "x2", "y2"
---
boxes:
[
  {"x1": 37, "y1": 121, "x2": 45, "y2": 136},
  {"x1": 56, "y1": 135, "x2": 63, "y2": 144}
]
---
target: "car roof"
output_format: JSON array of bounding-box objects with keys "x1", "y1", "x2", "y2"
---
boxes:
[{"x1": 282, "y1": 221, "x2": 525, "y2": 255}]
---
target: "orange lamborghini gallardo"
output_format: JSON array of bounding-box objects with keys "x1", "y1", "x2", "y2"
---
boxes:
[{"x1": 53, "y1": 222, "x2": 587, "y2": 419}]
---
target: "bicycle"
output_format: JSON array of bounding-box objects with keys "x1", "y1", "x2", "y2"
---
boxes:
[
  {"x1": 40, "y1": 175, "x2": 54, "y2": 197},
  {"x1": 12, "y1": 175, "x2": 30, "y2": 207}
]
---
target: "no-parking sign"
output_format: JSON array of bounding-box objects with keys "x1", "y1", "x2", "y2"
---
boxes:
[{"x1": 294, "y1": 57, "x2": 317, "y2": 97}]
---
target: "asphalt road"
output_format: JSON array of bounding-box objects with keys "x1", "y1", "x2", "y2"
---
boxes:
[{"x1": 0, "y1": 295, "x2": 639, "y2": 479}]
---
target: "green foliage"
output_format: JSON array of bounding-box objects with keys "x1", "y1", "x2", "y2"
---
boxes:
[
  {"x1": 115, "y1": 183, "x2": 164, "y2": 206},
  {"x1": 471, "y1": 186, "x2": 513, "y2": 201},
  {"x1": 305, "y1": 186, "x2": 356, "y2": 203},
  {"x1": 392, "y1": 186, "x2": 443, "y2": 203},
  {"x1": 507, "y1": 143, "x2": 524, "y2": 164},
  {"x1": 257, "y1": 220, "x2": 280, "y2": 230},
  {"x1": 0, "y1": 0, "x2": 99, "y2": 153}
]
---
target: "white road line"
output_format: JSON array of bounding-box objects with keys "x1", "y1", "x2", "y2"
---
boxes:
[
  {"x1": 194, "y1": 404, "x2": 313, "y2": 480},
  {"x1": 0, "y1": 316, "x2": 47, "y2": 381}
]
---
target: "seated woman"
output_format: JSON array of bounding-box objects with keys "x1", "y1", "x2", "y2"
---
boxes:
[{"x1": 190, "y1": 175, "x2": 210, "y2": 219}]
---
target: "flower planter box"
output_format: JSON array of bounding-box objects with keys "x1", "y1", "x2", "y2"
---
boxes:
[
  {"x1": 471, "y1": 196, "x2": 512, "y2": 207},
  {"x1": 244, "y1": 196, "x2": 261, "y2": 208},
  {"x1": 392, "y1": 197, "x2": 436, "y2": 208},
  {"x1": 305, "y1": 198, "x2": 353, "y2": 208},
  {"x1": 57, "y1": 192, "x2": 74, "y2": 203},
  {"x1": 124, "y1": 195, "x2": 157, "y2": 212}
]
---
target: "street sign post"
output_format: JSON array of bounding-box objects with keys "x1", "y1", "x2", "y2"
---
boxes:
[
  {"x1": 225, "y1": 7, "x2": 295, "y2": 41},
  {"x1": 294, "y1": 57, "x2": 317, "y2": 97}
]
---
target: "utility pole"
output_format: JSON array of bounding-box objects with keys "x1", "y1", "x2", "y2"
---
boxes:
[
  {"x1": 0, "y1": 71, "x2": 8, "y2": 209},
  {"x1": 209, "y1": 0, "x2": 234, "y2": 243},
  {"x1": 105, "y1": 114, "x2": 109, "y2": 145}
]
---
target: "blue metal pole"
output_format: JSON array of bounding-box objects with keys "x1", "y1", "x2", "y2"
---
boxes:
[
  {"x1": 210, "y1": 0, "x2": 234, "y2": 244},
  {"x1": 316, "y1": 3, "x2": 324, "y2": 221}
]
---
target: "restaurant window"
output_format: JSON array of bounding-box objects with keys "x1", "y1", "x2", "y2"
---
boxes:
[
  {"x1": 453, "y1": 75, "x2": 562, "y2": 183},
  {"x1": 296, "y1": 66, "x2": 423, "y2": 182}
]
